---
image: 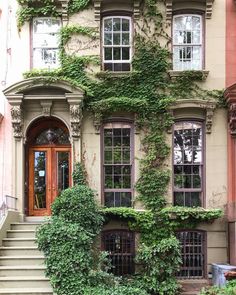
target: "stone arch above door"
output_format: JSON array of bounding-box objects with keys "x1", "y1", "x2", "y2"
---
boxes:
[
  {"x1": 3, "y1": 77, "x2": 85, "y2": 140},
  {"x1": 3, "y1": 77, "x2": 85, "y2": 215}
]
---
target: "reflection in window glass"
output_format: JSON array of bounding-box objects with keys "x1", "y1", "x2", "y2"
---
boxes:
[
  {"x1": 173, "y1": 121, "x2": 203, "y2": 207},
  {"x1": 103, "y1": 123, "x2": 133, "y2": 207},
  {"x1": 32, "y1": 18, "x2": 61, "y2": 69},
  {"x1": 57, "y1": 152, "x2": 69, "y2": 194},
  {"x1": 34, "y1": 151, "x2": 47, "y2": 209},
  {"x1": 173, "y1": 15, "x2": 202, "y2": 70}
]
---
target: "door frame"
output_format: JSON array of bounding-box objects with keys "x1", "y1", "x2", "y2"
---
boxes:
[{"x1": 28, "y1": 146, "x2": 71, "y2": 216}]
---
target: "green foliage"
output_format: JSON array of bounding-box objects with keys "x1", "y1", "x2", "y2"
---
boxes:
[
  {"x1": 68, "y1": 0, "x2": 91, "y2": 14},
  {"x1": 200, "y1": 280, "x2": 236, "y2": 295},
  {"x1": 135, "y1": 237, "x2": 182, "y2": 295},
  {"x1": 72, "y1": 162, "x2": 86, "y2": 186}
]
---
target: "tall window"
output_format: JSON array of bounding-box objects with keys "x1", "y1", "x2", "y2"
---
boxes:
[
  {"x1": 173, "y1": 121, "x2": 203, "y2": 207},
  {"x1": 103, "y1": 122, "x2": 133, "y2": 207},
  {"x1": 173, "y1": 15, "x2": 202, "y2": 71},
  {"x1": 32, "y1": 18, "x2": 61, "y2": 69},
  {"x1": 102, "y1": 230, "x2": 135, "y2": 276},
  {"x1": 103, "y1": 16, "x2": 132, "y2": 72},
  {"x1": 176, "y1": 231, "x2": 205, "y2": 279}
]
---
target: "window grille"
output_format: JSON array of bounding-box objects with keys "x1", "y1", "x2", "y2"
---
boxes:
[
  {"x1": 102, "y1": 230, "x2": 135, "y2": 276},
  {"x1": 103, "y1": 122, "x2": 133, "y2": 207},
  {"x1": 173, "y1": 121, "x2": 203, "y2": 207},
  {"x1": 103, "y1": 17, "x2": 132, "y2": 71},
  {"x1": 173, "y1": 15, "x2": 202, "y2": 71},
  {"x1": 176, "y1": 231, "x2": 205, "y2": 279}
]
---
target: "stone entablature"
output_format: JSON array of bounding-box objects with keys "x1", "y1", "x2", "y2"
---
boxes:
[
  {"x1": 3, "y1": 78, "x2": 84, "y2": 140},
  {"x1": 165, "y1": 0, "x2": 214, "y2": 21},
  {"x1": 169, "y1": 98, "x2": 217, "y2": 134}
]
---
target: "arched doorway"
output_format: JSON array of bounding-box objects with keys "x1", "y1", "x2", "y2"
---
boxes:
[{"x1": 26, "y1": 117, "x2": 71, "y2": 216}]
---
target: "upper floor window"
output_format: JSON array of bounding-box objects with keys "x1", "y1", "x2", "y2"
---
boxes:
[
  {"x1": 102, "y1": 122, "x2": 133, "y2": 207},
  {"x1": 103, "y1": 16, "x2": 132, "y2": 72},
  {"x1": 32, "y1": 18, "x2": 61, "y2": 69},
  {"x1": 173, "y1": 121, "x2": 203, "y2": 207},
  {"x1": 173, "y1": 15, "x2": 202, "y2": 71}
]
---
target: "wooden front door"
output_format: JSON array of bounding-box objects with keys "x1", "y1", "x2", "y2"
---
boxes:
[
  {"x1": 27, "y1": 118, "x2": 71, "y2": 216},
  {"x1": 29, "y1": 147, "x2": 71, "y2": 216}
]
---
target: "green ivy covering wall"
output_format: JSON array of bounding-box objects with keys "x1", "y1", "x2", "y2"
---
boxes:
[{"x1": 18, "y1": 0, "x2": 225, "y2": 294}]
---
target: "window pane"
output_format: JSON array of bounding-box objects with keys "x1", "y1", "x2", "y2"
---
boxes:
[
  {"x1": 122, "y1": 19, "x2": 130, "y2": 31},
  {"x1": 113, "y1": 48, "x2": 121, "y2": 60},
  {"x1": 105, "y1": 48, "x2": 112, "y2": 60},
  {"x1": 122, "y1": 33, "x2": 130, "y2": 45},
  {"x1": 34, "y1": 151, "x2": 47, "y2": 209},
  {"x1": 113, "y1": 18, "x2": 121, "y2": 31},
  {"x1": 122, "y1": 48, "x2": 130, "y2": 60},
  {"x1": 104, "y1": 33, "x2": 112, "y2": 45},
  {"x1": 113, "y1": 33, "x2": 121, "y2": 45},
  {"x1": 104, "y1": 18, "x2": 112, "y2": 31}
]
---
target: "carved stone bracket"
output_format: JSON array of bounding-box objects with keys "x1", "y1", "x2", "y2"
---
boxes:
[
  {"x1": 206, "y1": 107, "x2": 214, "y2": 134},
  {"x1": 40, "y1": 100, "x2": 52, "y2": 117},
  {"x1": 66, "y1": 94, "x2": 83, "y2": 139},
  {"x1": 229, "y1": 103, "x2": 236, "y2": 137},
  {"x1": 94, "y1": 0, "x2": 102, "y2": 21},
  {"x1": 93, "y1": 117, "x2": 102, "y2": 134},
  {"x1": 165, "y1": 0, "x2": 214, "y2": 20},
  {"x1": 11, "y1": 105, "x2": 23, "y2": 139}
]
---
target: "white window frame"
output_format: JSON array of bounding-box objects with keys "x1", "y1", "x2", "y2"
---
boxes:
[
  {"x1": 102, "y1": 16, "x2": 132, "y2": 72},
  {"x1": 32, "y1": 17, "x2": 61, "y2": 70},
  {"x1": 172, "y1": 14, "x2": 203, "y2": 71}
]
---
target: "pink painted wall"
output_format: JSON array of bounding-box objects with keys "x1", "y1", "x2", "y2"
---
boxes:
[{"x1": 226, "y1": 0, "x2": 236, "y2": 87}]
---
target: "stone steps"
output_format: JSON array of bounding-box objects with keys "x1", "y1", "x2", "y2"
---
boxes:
[{"x1": 0, "y1": 222, "x2": 53, "y2": 295}]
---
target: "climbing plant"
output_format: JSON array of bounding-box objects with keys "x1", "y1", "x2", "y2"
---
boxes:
[{"x1": 19, "y1": 0, "x2": 225, "y2": 294}]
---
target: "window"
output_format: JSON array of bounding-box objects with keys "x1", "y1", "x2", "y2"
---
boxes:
[
  {"x1": 173, "y1": 121, "x2": 203, "y2": 207},
  {"x1": 173, "y1": 15, "x2": 202, "y2": 71},
  {"x1": 102, "y1": 230, "x2": 135, "y2": 276},
  {"x1": 176, "y1": 231, "x2": 206, "y2": 279},
  {"x1": 103, "y1": 16, "x2": 132, "y2": 72},
  {"x1": 103, "y1": 122, "x2": 133, "y2": 207},
  {"x1": 32, "y1": 18, "x2": 61, "y2": 69}
]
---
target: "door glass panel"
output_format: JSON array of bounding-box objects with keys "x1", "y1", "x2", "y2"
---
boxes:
[
  {"x1": 57, "y1": 152, "x2": 69, "y2": 194},
  {"x1": 34, "y1": 151, "x2": 47, "y2": 209}
]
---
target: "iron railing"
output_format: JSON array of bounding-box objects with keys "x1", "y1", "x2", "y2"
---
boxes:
[{"x1": 0, "y1": 195, "x2": 17, "y2": 221}]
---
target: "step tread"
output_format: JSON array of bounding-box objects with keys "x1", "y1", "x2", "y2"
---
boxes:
[
  {"x1": 0, "y1": 288, "x2": 53, "y2": 294},
  {"x1": 0, "y1": 247, "x2": 39, "y2": 249},
  {"x1": 11, "y1": 223, "x2": 42, "y2": 225},
  {"x1": 0, "y1": 276, "x2": 49, "y2": 281},
  {"x1": 0, "y1": 265, "x2": 46, "y2": 270},
  {"x1": 3, "y1": 238, "x2": 36, "y2": 241},
  {"x1": 0, "y1": 256, "x2": 44, "y2": 259}
]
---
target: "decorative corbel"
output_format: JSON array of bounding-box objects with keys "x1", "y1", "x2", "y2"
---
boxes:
[
  {"x1": 133, "y1": 0, "x2": 140, "y2": 20},
  {"x1": 11, "y1": 105, "x2": 23, "y2": 139},
  {"x1": 59, "y1": 0, "x2": 69, "y2": 23},
  {"x1": 206, "y1": 0, "x2": 214, "y2": 19},
  {"x1": 94, "y1": 0, "x2": 102, "y2": 21},
  {"x1": 229, "y1": 103, "x2": 236, "y2": 137},
  {"x1": 69, "y1": 104, "x2": 83, "y2": 138},
  {"x1": 40, "y1": 100, "x2": 52, "y2": 117},
  {"x1": 206, "y1": 107, "x2": 214, "y2": 134},
  {"x1": 165, "y1": 0, "x2": 172, "y2": 21},
  {"x1": 93, "y1": 116, "x2": 102, "y2": 134}
]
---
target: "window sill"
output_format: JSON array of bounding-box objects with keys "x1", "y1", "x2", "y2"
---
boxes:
[
  {"x1": 168, "y1": 70, "x2": 209, "y2": 81},
  {"x1": 96, "y1": 71, "x2": 133, "y2": 78}
]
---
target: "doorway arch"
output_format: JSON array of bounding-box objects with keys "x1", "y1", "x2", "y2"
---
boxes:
[{"x1": 26, "y1": 117, "x2": 71, "y2": 216}]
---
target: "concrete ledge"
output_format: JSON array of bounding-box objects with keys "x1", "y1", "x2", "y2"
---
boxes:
[{"x1": 0, "y1": 211, "x2": 20, "y2": 246}]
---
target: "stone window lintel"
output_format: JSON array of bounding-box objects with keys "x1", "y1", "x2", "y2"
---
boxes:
[
  {"x1": 168, "y1": 70, "x2": 209, "y2": 81},
  {"x1": 165, "y1": 0, "x2": 214, "y2": 21},
  {"x1": 169, "y1": 98, "x2": 217, "y2": 134}
]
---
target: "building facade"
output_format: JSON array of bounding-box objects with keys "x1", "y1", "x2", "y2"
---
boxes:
[{"x1": 0, "y1": 0, "x2": 231, "y2": 284}]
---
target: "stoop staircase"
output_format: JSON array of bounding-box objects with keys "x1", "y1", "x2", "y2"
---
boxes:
[{"x1": 0, "y1": 221, "x2": 54, "y2": 295}]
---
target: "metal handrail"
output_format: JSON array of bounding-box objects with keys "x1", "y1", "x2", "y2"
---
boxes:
[{"x1": 0, "y1": 195, "x2": 17, "y2": 221}]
